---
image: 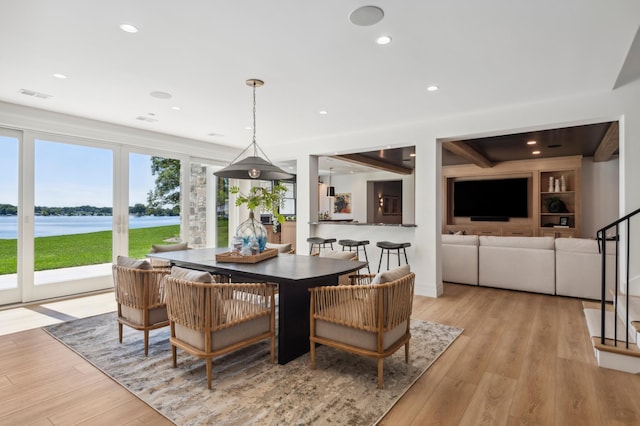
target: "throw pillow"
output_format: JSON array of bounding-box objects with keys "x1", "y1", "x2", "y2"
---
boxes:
[
  {"x1": 150, "y1": 242, "x2": 189, "y2": 253},
  {"x1": 370, "y1": 264, "x2": 411, "y2": 285},
  {"x1": 265, "y1": 242, "x2": 292, "y2": 253},
  {"x1": 116, "y1": 255, "x2": 152, "y2": 270},
  {"x1": 170, "y1": 266, "x2": 212, "y2": 283}
]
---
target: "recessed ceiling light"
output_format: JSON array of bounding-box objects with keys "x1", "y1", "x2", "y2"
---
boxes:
[
  {"x1": 376, "y1": 36, "x2": 392, "y2": 45},
  {"x1": 349, "y1": 171, "x2": 354, "y2": 174},
  {"x1": 527, "y1": 140, "x2": 537, "y2": 145},
  {"x1": 53, "y1": 73, "x2": 67, "y2": 79},
  {"x1": 532, "y1": 150, "x2": 541, "y2": 155},
  {"x1": 427, "y1": 85, "x2": 439, "y2": 92},
  {"x1": 318, "y1": 110, "x2": 328, "y2": 115},
  {"x1": 349, "y1": 5, "x2": 384, "y2": 26},
  {"x1": 288, "y1": 166, "x2": 294, "y2": 170},
  {"x1": 386, "y1": 145, "x2": 392, "y2": 149},
  {"x1": 150, "y1": 91, "x2": 172, "y2": 99},
  {"x1": 120, "y1": 24, "x2": 138, "y2": 33},
  {"x1": 171, "y1": 106, "x2": 181, "y2": 111},
  {"x1": 245, "y1": 126, "x2": 253, "y2": 130}
]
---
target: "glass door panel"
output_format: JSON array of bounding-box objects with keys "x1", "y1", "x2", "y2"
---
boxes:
[
  {"x1": 32, "y1": 139, "x2": 113, "y2": 295},
  {"x1": 0, "y1": 133, "x2": 20, "y2": 305},
  {"x1": 128, "y1": 153, "x2": 181, "y2": 258}
]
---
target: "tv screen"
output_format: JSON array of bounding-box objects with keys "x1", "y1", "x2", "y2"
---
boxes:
[{"x1": 453, "y1": 178, "x2": 528, "y2": 218}]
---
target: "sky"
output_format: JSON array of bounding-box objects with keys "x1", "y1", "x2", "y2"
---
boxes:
[{"x1": 0, "y1": 135, "x2": 157, "y2": 207}]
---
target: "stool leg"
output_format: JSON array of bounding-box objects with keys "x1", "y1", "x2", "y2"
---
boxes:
[
  {"x1": 397, "y1": 248, "x2": 401, "y2": 267},
  {"x1": 387, "y1": 249, "x2": 390, "y2": 270},
  {"x1": 330, "y1": 243, "x2": 334, "y2": 250},
  {"x1": 362, "y1": 246, "x2": 370, "y2": 273},
  {"x1": 309, "y1": 243, "x2": 313, "y2": 255},
  {"x1": 377, "y1": 249, "x2": 383, "y2": 272},
  {"x1": 403, "y1": 248, "x2": 409, "y2": 265}
]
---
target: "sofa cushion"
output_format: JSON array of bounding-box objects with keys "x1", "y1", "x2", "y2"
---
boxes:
[
  {"x1": 150, "y1": 242, "x2": 189, "y2": 253},
  {"x1": 442, "y1": 234, "x2": 479, "y2": 246},
  {"x1": 370, "y1": 264, "x2": 411, "y2": 285},
  {"x1": 170, "y1": 266, "x2": 211, "y2": 283},
  {"x1": 116, "y1": 255, "x2": 152, "y2": 270},
  {"x1": 479, "y1": 236, "x2": 555, "y2": 250},
  {"x1": 555, "y1": 238, "x2": 616, "y2": 254}
]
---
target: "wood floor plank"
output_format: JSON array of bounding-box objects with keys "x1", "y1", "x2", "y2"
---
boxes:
[
  {"x1": 458, "y1": 372, "x2": 518, "y2": 426},
  {"x1": 554, "y1": 358, "x2": 601, "y2": 426}
]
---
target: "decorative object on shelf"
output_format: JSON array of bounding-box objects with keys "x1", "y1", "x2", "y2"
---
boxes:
[
  {"x1": 230, "y1": 183, "x2": 288, "y2": 253},
  {"x1": 560, "y1": 175, "x2": 567, "y2": 192},
  {"x1": 213, "y1": 79, "x2": 293, "y2": 181},
  {"x1": 545, "y1": 196, "x2": 568, "y2": 213},
  {"x1": 326, "y1": 167, "x2": 335, "y2": 197},
  {"x1": 548, "y1": 176, "x2": 554, "y2": 192},
  {"x1": 559, "y1": 216, "x2": 569, "y2": 226},
  {"x1": 554, "y1": 179, "x2": 561, "y2": 193}
]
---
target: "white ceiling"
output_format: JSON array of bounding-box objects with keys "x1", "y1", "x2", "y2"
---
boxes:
[{"x1": 1, "y1": 1, "x2": 639, "y2": 157}]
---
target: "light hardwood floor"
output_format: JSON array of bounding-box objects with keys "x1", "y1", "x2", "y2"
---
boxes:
[{"x1": 2, "y1": 284, "x2": 640, "y2": 425}]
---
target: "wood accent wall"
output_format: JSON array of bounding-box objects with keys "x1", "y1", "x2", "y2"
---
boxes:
[{"x1": 442, "y1": 156, "x2": 582, "y2": 237}]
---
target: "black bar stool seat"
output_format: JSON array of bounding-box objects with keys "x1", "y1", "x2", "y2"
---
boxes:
[
  {"x1": 376, "y1": 241, "x2": 411, "y2": 272},
  {"x1": 338, "y1": 239, "x2": 371, "y2": 273},
  {"x1": 307, "y1": 237, "x2": 337, "y2": 254}
]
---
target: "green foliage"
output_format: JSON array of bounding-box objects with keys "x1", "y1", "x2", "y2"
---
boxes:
[
  {"x1": 0, "y1": 225, "x2": 179, "y2": 274},
  {"x1": 230, "y1": 182, "x2": 288, "y2": 224},
  {"x1": 147, "y1": 157, "x2": 181, "y2": 212},
  {"x1": 0, "y1": 204, "x2": 17, "y2": 215},
  {"x1": 217, "y1": 177, "x2": 229, "y2": 219}
]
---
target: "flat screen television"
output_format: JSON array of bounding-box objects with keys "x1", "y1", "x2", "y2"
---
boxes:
[{"x1": 453, "y1": 178, "x2": 528, "y2": 219}]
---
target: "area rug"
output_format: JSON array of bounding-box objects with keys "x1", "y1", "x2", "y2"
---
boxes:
[{"x1": 44, "y1": 313, "x2": 462, "y2": 425}]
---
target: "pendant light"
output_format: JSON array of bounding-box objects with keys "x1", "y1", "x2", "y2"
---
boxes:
[
  {"x1": 326, "y1": 167, "x2": 335, "y2": 197},
  {"x1": 214, "y1": 79, "x2": 294, "y2": 180}
]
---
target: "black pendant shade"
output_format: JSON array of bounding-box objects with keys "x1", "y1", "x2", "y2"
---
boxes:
[
  {"x1": 327, "y1": 186, "x2": 335, "y2": 196},
  {"x1": 214, "y1": 79, "x2": 294, "y2": 181}
]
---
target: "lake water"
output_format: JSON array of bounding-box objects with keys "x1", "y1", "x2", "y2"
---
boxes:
[{"x1": 0, "y1": 215, "x2": 180, "y2": 239}]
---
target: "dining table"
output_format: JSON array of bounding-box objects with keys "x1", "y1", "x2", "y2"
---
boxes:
[{"x1": 147, "y1": 248, "x2": 367, "y2": 364}]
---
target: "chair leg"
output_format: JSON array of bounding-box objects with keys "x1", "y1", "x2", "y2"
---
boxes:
[
  {"x1": 310, "y1": 342, "x2": 316, "y2": 369},
  {"x1": 405, "y1": 341, "x2": 410, "y2": 363},
  {"x1": 172, "y1": 345, "x2": 177, "y2": 368},
  {"x1": 144, "y1": 330, "x2": 149, "y2": 356},
  {"x1": 377, "y1": 358, "x2": 384, "y2": 389},
  {"x1": 206, "y1": 358, "x2": 213, "y2": 390},
  {"x1": 270, "y1": 335, "x2": 275, "y2": 364},
  {"x1": 118, "y1": 323, "x2": 123, "y2": 343}
]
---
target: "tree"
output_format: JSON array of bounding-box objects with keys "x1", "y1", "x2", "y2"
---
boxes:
[
  {"x1": 147, "y1": 157, "x2": 180, "y2": 214},
  {"x1": 130, "y1": 203, "x2": 147, "y2": 216},
  {"x1": 217, "y1": 177, "x2": 229, "y2": 218}
]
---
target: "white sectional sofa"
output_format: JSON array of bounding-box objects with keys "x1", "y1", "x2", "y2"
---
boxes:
[
  {"x1": 479, "y1": 236, "x2": 556, "y2": 295},
  {"x1": 555, "y1": 238, "x2": 617, "y2": 301},
  {"x1": 441, "y1": 234, "x2": 619, "y2": 300},
  {"x1": 441, "y1": 234, "x2": 478, "y2": 285}
]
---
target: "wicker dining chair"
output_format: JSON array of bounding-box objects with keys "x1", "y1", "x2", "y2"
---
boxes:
[
  {"x1": 112, "y1": 256, "x2": 171, "y2": 356},
  {"x1": 165, "y1": 267, "x2": 276, "y2": 389},
  {"x1": 311, "y1": 249, "x2": 358, "y2": 285},
  {"x1": 309, "y1": 267, "x2": 415, "y2": 389}
]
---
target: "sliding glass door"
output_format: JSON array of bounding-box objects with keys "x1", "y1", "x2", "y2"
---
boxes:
[{"x1": 0, "y1": 130, "x2": 21, "y2": 305}]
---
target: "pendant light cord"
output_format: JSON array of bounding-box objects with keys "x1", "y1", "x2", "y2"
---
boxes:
[{"x1": 252, "y1": 81, "x2": 257, "y2": 157}]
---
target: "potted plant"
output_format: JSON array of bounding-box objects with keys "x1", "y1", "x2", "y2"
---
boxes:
[{"x1": 229, "y1": 183, "x2": 288, "y2": 253}]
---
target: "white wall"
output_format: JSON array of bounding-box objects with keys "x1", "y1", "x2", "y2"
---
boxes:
[
  {"x1": 273, "y1": 80, "x2": 640, "y2": 298},
  {"x1": 582, "y1": 156, "x2": 620, "y2": 238}
]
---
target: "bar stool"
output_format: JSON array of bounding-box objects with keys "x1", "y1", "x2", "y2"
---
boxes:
[
  {"x1": 307, "y1": 237, "x2": 336, "y2": 255},
  {"x1": 376, "y1": 241, "x2": 411, "y2": 272},
  {"x1": 338, "y1": 239, "x2": 371, "y2": 273}
]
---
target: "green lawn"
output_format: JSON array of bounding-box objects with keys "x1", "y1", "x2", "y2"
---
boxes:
[{"x1": 0, "y1": 219, "x2": 229, "y2": 275}]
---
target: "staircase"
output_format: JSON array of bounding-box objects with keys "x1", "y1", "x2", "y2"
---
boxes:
[{"x1": 583, "y1": 207, "x2": 640, "y2": 373}]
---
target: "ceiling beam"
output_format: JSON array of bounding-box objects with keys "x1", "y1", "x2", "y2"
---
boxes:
[
  {"x1": 442, "y1": 141, "x2": 494, "y2": 168},
  {"x1": 333, "y1": 154, "x2": 413, "y2": 175},
  {"x1": 593, "y1": 121, "x2": 619, "y2": 162}
]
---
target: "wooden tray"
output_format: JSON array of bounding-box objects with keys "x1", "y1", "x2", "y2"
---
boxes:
[{"x1": 216, "y1": 248, "x2": 278, "y2": 264}]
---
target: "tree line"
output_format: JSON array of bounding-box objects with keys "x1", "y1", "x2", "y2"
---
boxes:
[{"x1": 0, "y1": 203, "x2": 178, "y2": 217}]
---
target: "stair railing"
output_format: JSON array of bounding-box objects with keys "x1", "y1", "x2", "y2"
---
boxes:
[{"x1": 597, "y1": 207, "x2": 640, "y2": 348}]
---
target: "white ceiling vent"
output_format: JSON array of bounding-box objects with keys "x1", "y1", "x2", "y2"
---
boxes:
[
  {"x1": 20, "y1": 89, "x2": 52, "y2": 99},
  {"x1": 136, "y1": 116, "x2": 158, "y2": 123}
]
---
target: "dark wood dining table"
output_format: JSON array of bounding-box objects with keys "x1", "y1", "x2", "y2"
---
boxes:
[{"x1": 148, "y1": 248, "x2": 367, "y2": 364}]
